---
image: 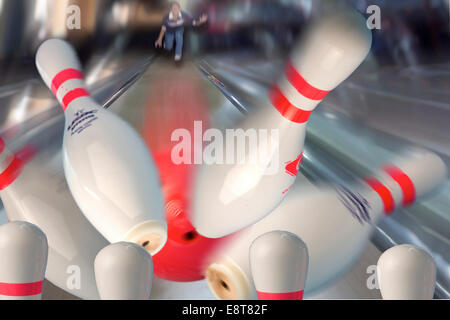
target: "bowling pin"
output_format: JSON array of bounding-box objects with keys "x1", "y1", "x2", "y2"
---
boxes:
[
  {"x1": 0, "y1": 221, "x2": 48, "y2": 300},
  {"x1": 35, "y1": 39, "x2": 167, "y2": 254},
  {"x1": 205, "y1": 149, "x2": 446, "y2": 299},
  {"x1": 94, "y1": 242, "x2": 153, "y2": 300},
  {"x1": 377, "y1": 244, "x2": 436, "y2": 300},
  {"x1": 249, "y1": 231, "x2": 308, "y2": 300},
  {"x1": 1, "y1": 142, "x2": 108, "y2": 299},
  {"x1": 192, "y1": 9, "x2": 372, "y2": 238}
]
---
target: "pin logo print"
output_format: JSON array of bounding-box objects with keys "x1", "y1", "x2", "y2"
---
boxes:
[
  {"x1": 67, "y1": 109, "x2": 98, "y2": 135},
  {"x1": 335, "y1": 184, "x2": 372, "y2": 224}
]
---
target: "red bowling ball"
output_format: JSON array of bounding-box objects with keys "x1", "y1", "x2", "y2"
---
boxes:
[
  {"x1": 152, "y1": 150, "x2": 234, "y2": 281},
  {"x1": 140, "y1": 69, "x2": 233, "y2": 281}
]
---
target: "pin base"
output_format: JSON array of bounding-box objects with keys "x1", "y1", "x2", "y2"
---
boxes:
[
  {"x1": 206, "y1": 258, "x2": 252, "y2": 300},
  {"x1": 124, "y1": 220, "x2": 167, "y2": 255}
]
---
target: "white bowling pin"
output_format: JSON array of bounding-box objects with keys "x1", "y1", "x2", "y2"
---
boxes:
[
  {"x1": 377, "y1": 244, "x2": 436, "y2": 300},
  {"x1": 94, "y1": 242, "x2": 153, "y2": 300},
  {"x1": 192, "y1": 9, "x2": 373, "y2": 238},
  {"x1": 0, "y1": 143, "x2": 108, "y2": 299},
  {"x1": 35, "y1": 39, "x2": 167, "y2": 254},
  {"x1": 0, "y1": 221, "x2": 48, "y2": 300},
  {"x1": 249, "y1": 231, "x2": 308, "y2": 300},
  {"x1": 205, "y1": 149, "x2": 446, "y2": 299}
]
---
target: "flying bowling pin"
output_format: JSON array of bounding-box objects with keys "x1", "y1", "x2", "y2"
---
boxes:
[
  {"x1": 249, "y1": 231, "x2": 308, "y2": 300},
  {"x1": 94, "y1": 242, "x2": 153, "y2": 300},
  {"x1": 205, "y1": 149, "x2": 446, "y2": 299},
  {"x1": 377, "y1": 244, "x2": 436, "y2": 300},
  {"x1": 192, "y1": 9, "x2": 373, "y2": 238},
  {"x1": 35, "y1": 39, "x2": 167, "y2": 254},
  {"x1": 1, "y1": 142, "x2": 108, "y2": 299},
  {"x1": 0, "y1": 221, "x2": 48, "y2": 300}
]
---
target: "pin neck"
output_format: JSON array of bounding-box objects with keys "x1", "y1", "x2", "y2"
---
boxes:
[
  {"x1": 268, "y1": 86, "x2": 313, "y2": 123},
  {"x1": 51, "y1": 68, "x2": 91, "y2": 111},
  {"x1": 269, "y1": 60, "x2": 330, "y2": 123},
  {"x1": 61, "y1": 88, "x2": 90, "y2": 111},
  {"x1": 365, "y1": 165, "x2": 417, "y2": 215},
  {"x1": 365, "y1": 177, "x2": 395, "y2": 214},
  {"x1": 51, "y1": 68, "x2": 84, "y2": 95},
  {"x1": 285, "y1": 61, "x2": 330, "y2": 100},
  {"x1": 383, "y1": 165, "x2": 416, "y2": 206}
]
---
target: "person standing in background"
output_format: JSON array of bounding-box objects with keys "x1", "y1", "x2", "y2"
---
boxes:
[{"x1": 155, "y1": 1, "x2": 208, "y2": 61}]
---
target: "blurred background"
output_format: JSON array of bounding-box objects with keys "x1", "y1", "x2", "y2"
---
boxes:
[{"x1": 0, "y1": 0, "x2": 448, "y2": 299}]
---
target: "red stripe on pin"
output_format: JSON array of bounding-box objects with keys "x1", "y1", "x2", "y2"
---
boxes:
[
  {"x1": 51, "y1": 68, "x2": 84, "y2": 95},
  {"x1": 61, "y1": 88, "x2": 90, "y2": 111},
  {"x1": 0, "y1": 138, "x2": 4, "y2": 154},
  {"x1": 285, "y1": 61, "x2": 330, "y2": 100},
  {"x1": 0, "y1": 156, "x2": 24, "y2": 190},
  {"x1": 365, "y1": 177, "x2": 395, "y2": 215},
  {"x1": 268, "y1": 86, "x2": 312, "y2": 123},
  {"x1": 383, "y1": 165, "x2": 416, "y2": 206},
  {"x1": 0, "y1": 281, "x2": 43, "y2": 296},
  {"x1": 257, "y1": 290, "x2": 304, "y2": 300}
]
